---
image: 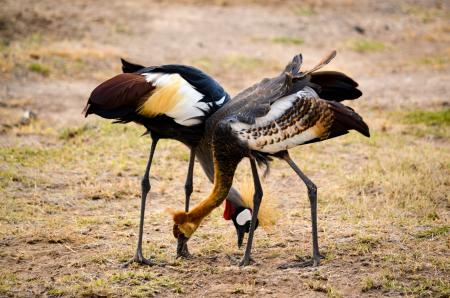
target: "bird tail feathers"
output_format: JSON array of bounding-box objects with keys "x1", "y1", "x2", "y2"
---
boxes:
[
  {"x1": 328, "y1": 101, "x2": 370, "y2": 138},
  {"x1": 308, "y1": 71, "x2": 363, "y2": 102}
]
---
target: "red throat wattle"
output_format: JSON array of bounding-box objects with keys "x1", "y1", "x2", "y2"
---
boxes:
[{"x1": 223, "y1": 199, "x2": 236, "y2": 220}]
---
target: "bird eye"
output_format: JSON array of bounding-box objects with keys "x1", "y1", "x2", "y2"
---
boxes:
[{"x1": 236, "y1": 209, "x2": 252, "y2": 226}]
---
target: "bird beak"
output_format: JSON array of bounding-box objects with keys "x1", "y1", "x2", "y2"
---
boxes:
[
  {"x1": 176, "y1": 234, "x2": 189, "y2": 258},
  {"x1": 173, "y1": 224, "x2": 182, "y2": 239},
  {"x1": 236, "y1": 226, "x2": 246, "y2": 249}
]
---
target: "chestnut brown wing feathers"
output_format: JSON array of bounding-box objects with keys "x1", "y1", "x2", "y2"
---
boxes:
[{"x1": 87, "y1": 73, "x2": 155, "y2": 112}]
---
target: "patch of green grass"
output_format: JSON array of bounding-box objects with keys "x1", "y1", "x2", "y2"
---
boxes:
[
  {"x1": 401, "y1": 4, "x2": 449, "y2": 23},
  {"x1": 361, "y1": 277, "x2": 381, "y2": 292},
  {"x1": 402, "y1": 109, "x2": 450, "y2": 126},
  {"x1": 109, "y1": 271, "x2": 183, "y2": 296},
  {"x1": 47, "y1": 287, "x2": 65, "y2": 296},
  {"x1": 293, "y1": 6, "x2": 315, "y2": 17},
  {"x1": 191, "y1": 54, "x2": 279, "y2": 77},
  {"x1": 28, "y1": 62, "x2": 50, "y2": 76},
  {"x1": 389, "y1": 109, "x2": 450, "y2": 138},
  {"x1": 115, "y1": 23, "x2": 133, "y2": 34},
  {"x1": 415, "y1": 225, "x2": 449, "y2": 239},
  {"x1": 59, "y1": 124, "x2": 96, "y2": 140},
  {"x1": 424, "y1": 211, "x2": 440, "y2": 222},
  {"x1": 305, "y1": 280, "x2": 342, "y2": 297},
  {"x1": 0, "y1": 40, "x2": 9, "y2": 53},
  {"x1": 27, "y1": 33, "x2": 44, "y2": 45},
  {"x1": 47, "y1": 272, "x2": 184, "y2": 297},
  {"x1": 271, "y1": 36, "x2": 304, "y2": 45},
  {"x1": 222, "y1": 54, "x2": 266, "y2": 71},
  {"x1": 347, "y1": 38, "x2": 388, "y2": 53},
  {"x1": 75, "y1": 216, "x2": 104, "y2": 227},
  {"x1": 1, "y1": 33, "x2": 119, "y2": 79},
  {"x1": 231, "y1": 286, "x2": 246, "y2": 294},
  {"x1": 78, "y1": 278, "x2": 112, "y2": 297},
  {"x1": 0, "y1": 166, "x2": 18, "y2": 189},
  {"x1": 0, "y1": 146, "x2": 60, "y2": 189},
  {"x1": 115, "y1": 218, "x2": 134, "y2": 229},
  {"x1": 416, "y1": 55, "x2": 449, "y2": 69},
  {"x1": 0, "y1": 273, "x2": 18, "y2": 294},
  {"x1": 376, "y1": 273, "x2": 450, "y2": 297},
  {"x1": 193, "y1": 54, "x2": 280, "y2": 75},
  {"x1": 0, "y1": 146, "x2": 54, "y2": 168},
  {"x1": 355, "y1": 235, "x2": 380, "y2": 254}
]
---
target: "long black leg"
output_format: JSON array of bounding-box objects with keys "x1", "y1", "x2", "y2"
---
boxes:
[
  {"x1": 280, "y1": 151, "x2": 323, "y2": 268},
  {"x1": 177, "y1": 148, "x2": 196, "y2": 258},
  {"x1": 239, "y1": 158, "x2": 263, "y2": 266},
  {"x1": 124, "y1": 135, "x2": 159, "y2": 267},
  {"x1": 184, "y1": 149, "x2": 195, "y2": 212}
]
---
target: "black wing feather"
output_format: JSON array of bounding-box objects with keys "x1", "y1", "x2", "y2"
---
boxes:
[
  {"x1": 121, "y1": 58, "x2": 145, "y2": 73},
  {"x1": 308, "y1": 71, "x2": 362, "y2": 101}
]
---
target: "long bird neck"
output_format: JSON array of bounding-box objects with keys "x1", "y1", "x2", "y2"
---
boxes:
[
  {"x1": 195, "y1": 140, "x2": 245, "y2": 207},
  {"x1": 186, "y1": 158, "x2": 238, "y2": 225}
]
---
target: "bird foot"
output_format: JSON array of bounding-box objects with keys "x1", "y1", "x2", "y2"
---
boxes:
[
  {"x1": 176, "y1": 237, "x2": 192, "y2": 259},
  {"x1": 277, "y1": 254, "x2": 324, "y2": 269},
  {"x1": 239, "y1": 256, "x2": 256, "y2": 267},
  {"x1": 122, "y1": 251, "x2": 166, "y2": 268}
]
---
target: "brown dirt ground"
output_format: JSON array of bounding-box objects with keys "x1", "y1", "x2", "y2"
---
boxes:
[{"x1": 0, "y1": 0, "x2": 449, "y2": 297}]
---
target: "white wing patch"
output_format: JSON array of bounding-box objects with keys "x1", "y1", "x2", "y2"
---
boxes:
[
  {"x1": 139, "y1": 73, "x2": 210, "y2": 126},
  {"x1": 230, "y1": 87, "x2": 328, "y2": 154},
  {"x1": 215, "y1": 95, "x2": 227, "y2": 106}
]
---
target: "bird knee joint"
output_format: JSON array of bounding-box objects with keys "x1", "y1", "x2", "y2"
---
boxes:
[
  {"x1": 308, "y1": 184, "x2": 317, "y2": 195},
  {"x1": 184, "y1": 183, "x2": 193, "y2": 194},
  {"x1": 257, "y1": 190, "x2": 263, "y2": 199},
  {"x1": 141, "y1": 179, "x2": 151, "y2": 191}
]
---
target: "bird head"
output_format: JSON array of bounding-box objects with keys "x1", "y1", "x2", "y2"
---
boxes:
[
  {"x1": 224, "y1": 200, "x2": 259, "y2": 248},
  {"x1": 172, "y1": 211, "x2": 200, "y2": 239},
  {"x1": 232, "y1": 207, "x2": 259, "y2": 248}
]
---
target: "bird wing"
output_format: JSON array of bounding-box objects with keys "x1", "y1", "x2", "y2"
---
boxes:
[
  {"x1": 229, "y1": 86, "x2": 369, "y2": 154},
  {"x1": 212, "y1": 51, "x2": 368, "y2": 154},
  {"x1": 227, "y1": 54, "x2": 304, "y2": 124},
  {"x1": 121, "y1": 58, "x2": 145, "y2": 73},
  {"x1": 225, "y1": 51, "x2": 341, "y2": 126},
  {"x1": 85, "y1": 65, "x2": 229, "y2": 126}
]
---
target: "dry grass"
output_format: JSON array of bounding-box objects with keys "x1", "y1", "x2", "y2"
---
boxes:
[
  {"x1": 0, "y1": 34, "x2": 121, "y2": 79},
  {"x1": 191, "y1": 54, "x2": 281, "y2": 77},
  {"x1": 1, "y1": 109, "x2": 448, "y2": 296}
]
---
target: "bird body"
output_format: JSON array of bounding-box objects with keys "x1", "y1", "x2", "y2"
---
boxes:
[
  {"x1": 84, "y1": 59, "x2": 260, "y2": 264},
  {"x1": 230, "y1": 86, "x2": 368, "y2": 154},
  {"x1": 172, "y1": 51, "x2": 370, "y2": 267},
  {"x1": 84, "y1": 64, "x2": 229, "y2": 144}
]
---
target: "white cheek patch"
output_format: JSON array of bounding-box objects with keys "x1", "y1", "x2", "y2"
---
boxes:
[{"x1": 236, "y1": 209, "x2": 252, "y2": 226}]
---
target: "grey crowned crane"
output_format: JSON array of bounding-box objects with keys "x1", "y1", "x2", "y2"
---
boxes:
[
  {"x1": 172, "y1": 51, "x2": 370, "y2": 267},
  {"x1": 83, "y1": 59, "x2": 263, "y2": 265}
]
